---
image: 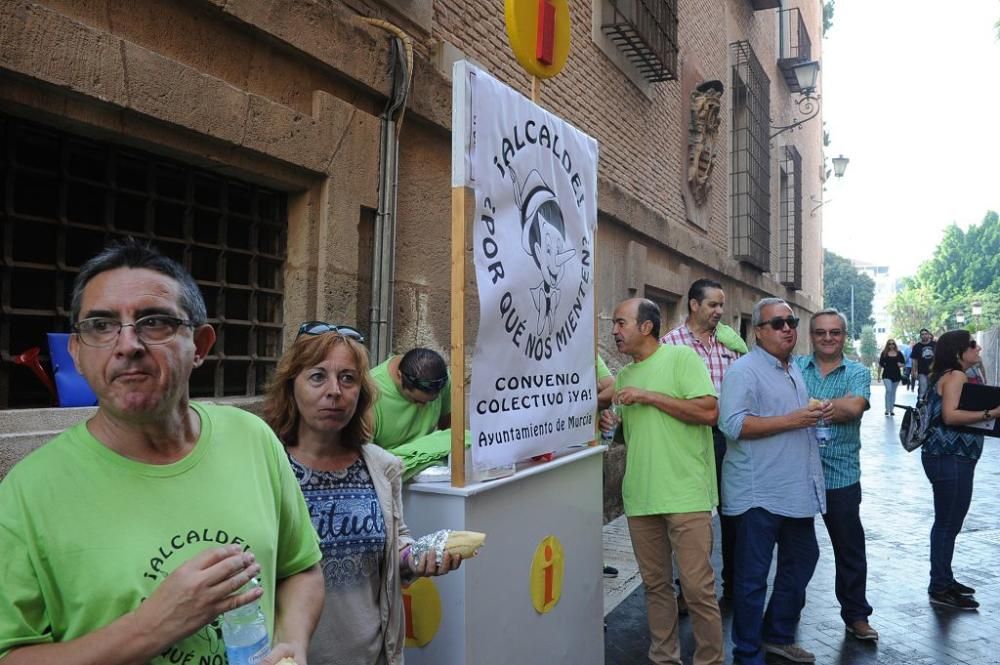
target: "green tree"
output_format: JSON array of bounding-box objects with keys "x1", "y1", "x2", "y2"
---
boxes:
[
  {"x1": 823, "y1": 1, "x2": 836, "y2": 36},
  {"x1": 859, "y1": 325, "x2": 879, "y2": 369},
  {"x1": 893, "y1": 211, "x2": 1000, "y2": 336},
  {"x1": 823, "y1": 250, "x2": 875, "y2": 339}
]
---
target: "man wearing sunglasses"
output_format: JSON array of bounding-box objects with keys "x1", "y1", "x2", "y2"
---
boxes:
[
  {"x1": 371, "y1": 347, "x2": 451, "y2": 450},
  {"x1": 719, "y1": 298, "x2": 830, "y2": 665},
  {"x1": 795, "y1": 309, "x2": 877, "y2": 642},
  {"x1": 0, "y1": 239, "x2": 323, "y2": 665}
]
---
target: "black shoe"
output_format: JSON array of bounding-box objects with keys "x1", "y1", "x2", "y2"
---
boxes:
[
  {"x1": 603, "y1": 565, "x2": 619, "y2": 578},
  {"x1": 929, "y1": 589, "x2": 979, "y2": 610},
  {"x1": 950, "y1": 581, "x2": 976, "y2": 596}
]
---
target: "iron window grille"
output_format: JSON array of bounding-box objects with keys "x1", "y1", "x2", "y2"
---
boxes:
[
  {"x1": 602, "y1": 0, "x2": 679, "y2": 82},
  {"x1": 0, "y1": 114, "x2": 287, "y2": 409},
  {"x1": 779, "y1": 146, "x2": 803, "y2": 289},
  {"x1": 778, "y1": 8, "x2": 813, "y2": 92},
  {"x1": 730, "y1": 41, "x2": 771, "y2": 271}
]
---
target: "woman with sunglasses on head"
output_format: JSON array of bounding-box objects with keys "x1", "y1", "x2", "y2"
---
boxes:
[
  {"x1": 921, "y1": 330, "x2": 1000, "y2": 610},
  {"x1": 878, "y1": 339, "x2": 906, "y2": 416},
  {"x1": 370, "y1": 348, "x2": 451, "y2": 450},
  {"x1": 263, "y1": 324, "x2": 460, "y2": 665}
]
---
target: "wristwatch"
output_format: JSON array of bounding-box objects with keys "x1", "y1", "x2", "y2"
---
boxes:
[{"x1": 985, "y1": 409, "x2": 992, "y2": 420}]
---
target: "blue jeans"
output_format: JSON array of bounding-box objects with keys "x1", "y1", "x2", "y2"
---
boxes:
[
  {"x1": 731, "y1": 508, "x2": 819, "y2": 665},
  {"x1": 821, "y1": 483, "x2": 873, "y2": 624},
  {"x1": 922, "y1": 454, "x2": 977, "y2": 593},
  {"x1": 883, "y1": 379, "x2": 899, "y2": 414}
]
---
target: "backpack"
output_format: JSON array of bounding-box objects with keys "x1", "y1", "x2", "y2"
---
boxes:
[{"x1": 897, "y1": 398, "x2": 932, "y2": 452}]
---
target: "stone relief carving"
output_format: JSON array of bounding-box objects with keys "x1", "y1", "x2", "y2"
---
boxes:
[{"x1": 687, "y1": 80, "x2": 724, "y2": 207}]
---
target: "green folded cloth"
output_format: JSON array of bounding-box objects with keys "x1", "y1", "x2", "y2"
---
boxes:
[
  {"x1": 716, "y1": 322, "x2": 748, "y2": 355},
  {"x1": 387, "y1": 428, "x2": 471, "y2": 481}
]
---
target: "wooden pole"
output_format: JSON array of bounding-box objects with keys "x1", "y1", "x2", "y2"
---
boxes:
[
  {"x1": 531, "y1": 76, "x2": 541, "y2": 104},
  {"x1": 450, "y1": 185, "x2": 472, "y2": 487},
  {"x1": 591, "y1": 227, "x2": 600, "y2": 446}
]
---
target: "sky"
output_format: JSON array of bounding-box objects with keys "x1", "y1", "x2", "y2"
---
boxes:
[{"x1": 821, "y1": 0, "x2": 1000, "y2": 280}]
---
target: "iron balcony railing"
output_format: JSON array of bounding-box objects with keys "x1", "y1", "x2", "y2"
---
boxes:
[
  {"x1": 602, "y1": 0, "x2": 679, "y2": 82},
  {"x1": 778, "y1": 7, "x2": 813, "y2": 92}
]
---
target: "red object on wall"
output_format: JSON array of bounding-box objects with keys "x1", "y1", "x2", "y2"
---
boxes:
[{"x1": 536, "y1": 0, "x2": 555, "y2": 65}]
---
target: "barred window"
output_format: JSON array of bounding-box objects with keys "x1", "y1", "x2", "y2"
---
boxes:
[
  {"x1": 779, "y1": 146, "x2": 803, "y2": 289},
  {"x1": 0, "y1": 114, "x2": 287, "y2": 409},
  {"x1": 730, "y1": 41, "x2": 771, "y2": 271},
  {"x1": 601, "y1": 0, "x2": 679, "y2": 83}
]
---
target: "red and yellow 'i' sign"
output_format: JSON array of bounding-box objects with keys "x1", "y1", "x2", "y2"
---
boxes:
[
  {"x1": 505, "y1": 0, "x2": 571, "y2": 79},
  {"x1": 530, "y1": 534, "x2": 564, "y2": 613}
]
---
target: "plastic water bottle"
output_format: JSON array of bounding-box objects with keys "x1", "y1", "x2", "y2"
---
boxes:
[
  {"x1": 815, "y1": 415, "x2": 831, "y2": 448},
  {"x1": 601, "y1": 403, "x2": 620, "y2": 443},
  {"x1": 221, "y1": 578, "x2": 270, "y2": 665}
]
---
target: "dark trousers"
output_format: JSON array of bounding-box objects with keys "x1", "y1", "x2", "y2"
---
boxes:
[
  {"x1": 731, "y1": 508, "x2": 819, "y2": 665},
  {"x1": 922, "y1": 454, "x2": 977, "y2": 593},
  {"x1": 713, "y1": 427, "x2": 736, "y2": 594},
  {"x1": 821, "y1": 482, "x2": 873, "y2": 624}
]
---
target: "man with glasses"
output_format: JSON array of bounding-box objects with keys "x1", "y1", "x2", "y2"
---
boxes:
[
  {"x1": 795, "y1": 310, "x2": 877, "y2": 641},
  {"x1": 0, "y1": 239, "x2": 323, "y2": 665},
  {"x1": 371, "y1": 348, "x2": 451, "y2": 450},
  {"x1": 719, "y1": 298, "x2": 830, "y2": 665}
]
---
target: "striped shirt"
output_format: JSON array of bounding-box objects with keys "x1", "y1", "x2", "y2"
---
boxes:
[
  {"x1": 795, "y1": 354, "x2": 871, "y2": 489},
  {"x1": 661, "y1": 323, "x2": 740, "y2": 393}
]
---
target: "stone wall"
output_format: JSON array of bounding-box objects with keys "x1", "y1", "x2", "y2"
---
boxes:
[{"x1": 0, "y1": 0, "x2": 827, "y2": 518}]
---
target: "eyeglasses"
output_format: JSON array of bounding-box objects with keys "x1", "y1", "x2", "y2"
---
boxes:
[
  {"x1": 759, "y1": 316, "x2": 800, "y2": 331},
  {"x1": 401, "y1": 372, "x2": 448, "y2": 393},
  {"x1": 73, "y1": 315, "x2": 196, "y2": 348},
  {"x1": 968, "y1": 340, "x2": 978, "y2": 349},
  {"x1": 812, "y1": 328, "x2": 845, "y2": 338},
  {"x1": 296, "y1": 321, "x2": 366, "y2": 342}
]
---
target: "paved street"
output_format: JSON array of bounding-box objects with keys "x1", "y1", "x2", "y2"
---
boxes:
[{"x1": 604, "y1": 383, "x2": 1000, "y2": 664}]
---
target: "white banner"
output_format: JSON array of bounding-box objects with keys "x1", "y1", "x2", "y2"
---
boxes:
[{"x1": 459, "y1": 62, "x2": 599, "y2": 469}]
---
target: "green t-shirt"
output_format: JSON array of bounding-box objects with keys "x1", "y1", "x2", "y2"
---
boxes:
[
  {"x1": 0, "y1": 402, "x2": 321, "y2": 662},
  {"x1": 371, "y1": 357, "x2": 451, "y2": 450},
  {"x1": 597, "y1": 354, "x2": 612, "y2": 380},
  {"x1": 616, "y1": 344, "x2": 718, "y2": 516}
]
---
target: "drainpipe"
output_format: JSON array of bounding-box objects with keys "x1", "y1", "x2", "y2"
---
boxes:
[{"x1": 359, "y1": 18, "x2": 413, "y2": 365}]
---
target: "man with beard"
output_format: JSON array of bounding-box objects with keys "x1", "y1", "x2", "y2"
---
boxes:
[
  {"x1": 719, "y1": 298, "x2": 830, "y2": 664},
  {"x1": 912, "y1": 329, "x2": 937, "y2": 401}
]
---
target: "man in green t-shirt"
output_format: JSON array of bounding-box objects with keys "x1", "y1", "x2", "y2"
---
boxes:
[
  {"x1": 0, "y1": 239, "x2": 322, "y2": 665},
  {"x1": 371, "y1": 348, "x2": 451, "y2": 449},
  {"x1": 601, "y1": 298, "x2": 723, "y2": 665}
]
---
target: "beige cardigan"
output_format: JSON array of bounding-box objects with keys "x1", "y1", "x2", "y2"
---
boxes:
[{"x1": 360, "y1": 443, "x2": 415, "y2": 664}]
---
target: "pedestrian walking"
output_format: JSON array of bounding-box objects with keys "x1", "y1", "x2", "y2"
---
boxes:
[{"x1": 879, "y1": 339, "x2": 906, "y2": 415}]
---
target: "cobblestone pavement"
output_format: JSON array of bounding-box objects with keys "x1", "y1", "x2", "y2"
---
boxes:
[{"x1": 604, "y1": 384, "x2": 1000, "y2": 664}]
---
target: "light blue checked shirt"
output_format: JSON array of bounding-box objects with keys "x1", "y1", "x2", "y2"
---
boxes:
[{"x1": 795, "y1": 354, "x2": 872, "y2": 490}]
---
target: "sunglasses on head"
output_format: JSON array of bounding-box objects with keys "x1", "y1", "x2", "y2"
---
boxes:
[
  {"x1": 296, "y1": 321, "x2": 366, "y2": 342},
  {"x1": 759, "y1": 316, "x2": 800, "y2": 331},
  {"x1": 401, "y1": 372, "x2": 448, "y2": 393}
]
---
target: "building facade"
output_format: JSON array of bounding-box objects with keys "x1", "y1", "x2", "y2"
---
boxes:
[
  {"x1": 853, "y1": 259, "x2": 896, "y2": 348},
  {"x1": 0, "y1": 0, "x2": 826, "y2": 514}
]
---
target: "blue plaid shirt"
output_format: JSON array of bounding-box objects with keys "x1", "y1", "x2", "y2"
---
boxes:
[{"x1": 795, "y1": 354, "x2": 871, "y2": 489}]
